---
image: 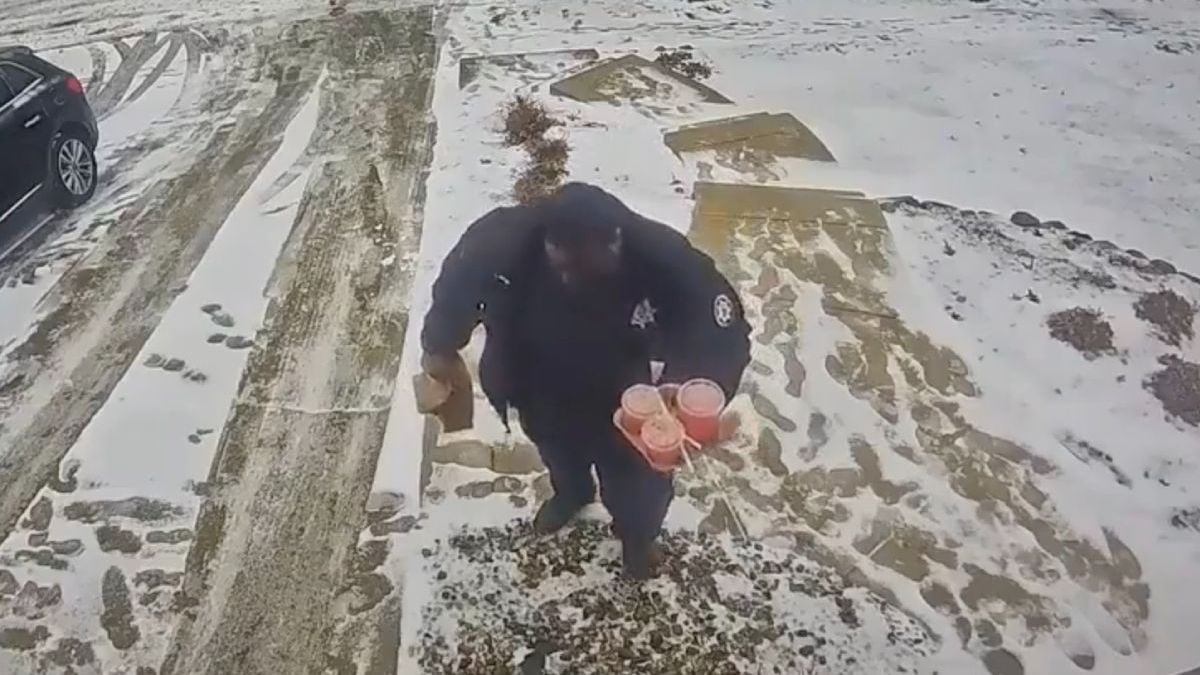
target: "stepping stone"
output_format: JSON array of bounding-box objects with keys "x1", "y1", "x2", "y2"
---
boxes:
[
  {"x1": 459, "y1": 48, "x2": 599, "y2": 88},
  {"x1": 665, "y1": 112, "x2": 835, "y2": 162},
  {"x1": 550, "y1": 54, "x2": 732, "y2": 105}
]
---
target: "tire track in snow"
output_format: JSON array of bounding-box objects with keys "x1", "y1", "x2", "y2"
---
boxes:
[
  {"x1": 85, "y1": 43, "x2": 107, "y2": 93},
  {"x1": 161, "y1": 9, "x2": 437, "y2": 674},
  {"x1": 125, "y1": 34, "x2": 183, "y2": 105},
  {"x1": 0, "y1": 27, "x2": 325, "y2": 549},
  {"x1": 92, "y1": 32, "x2": 161, "y2": 119}
]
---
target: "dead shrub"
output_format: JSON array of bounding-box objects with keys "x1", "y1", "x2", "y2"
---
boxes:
[
  {"x1": 516, "y1": 137, "x2": 571, "y2": 202},
  {"x1": 1134, "y1": 289, "x2": 1195, "y2": 347},
  {"x1": 1046, "y1": 307, "x2": 1115, "y2": 358},
  {"x1": 502, "y1": 95, "x2": 561, "y2": 148},
  {"x1": 654, "y1": 47, "x2": 713, "y2": 80},
  {"x1": 1145, "y1": 355, "x2": 1200, "y2": 427}
]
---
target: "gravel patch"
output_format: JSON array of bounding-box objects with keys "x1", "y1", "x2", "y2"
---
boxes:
[{"x1": 418, "y1": 520, "x2": 933, "y2": 674}]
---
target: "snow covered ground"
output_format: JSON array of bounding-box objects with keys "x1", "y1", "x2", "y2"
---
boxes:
[{"x1": 1, "y1": 0, "x2": 1199, "y2": 674}]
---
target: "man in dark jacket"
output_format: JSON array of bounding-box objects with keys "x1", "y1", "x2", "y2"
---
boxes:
[{"x1": 420, "y1": 183, "x2": 751, "y2": 578}]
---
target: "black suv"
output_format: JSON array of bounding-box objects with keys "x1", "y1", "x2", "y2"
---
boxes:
[{"x1": 0, "y1": 46, "x2": 99, "y2": 256}]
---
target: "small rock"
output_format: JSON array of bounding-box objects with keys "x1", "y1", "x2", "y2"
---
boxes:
[
  {"x1": 942, "y1": 241, "x2": 956, "y2": 256},
  {"x1": 200, "y1": 304, "x2": 222, "y2": 315},
  {"x1": 144, "y1": 354, "x2": 166, "y2": 368},
  {"x1": 206, "y1": 333, "x2": 227, "y2": 344},
  {"x1": 1146, "y1": 259, "x2": 1177, "y2": 275},
  {"x1": 1041, "y1": 220, "x2": 1066, "y2": 230},
  {"x1": 210, "y1": 312, "x2": 235, "y2": 328},
  {"x1": 224, "y1": 336, "x2": 254, "y2": 350},
  {"x1": 880, "y1": 195, "x2": 920, "y2": 213},
  {"x1": 163, "y1": 358, "x2": 186, "y2": 372},
  {"x1": 28, "y1": 532, "x2": 48, "y2": 547},
  {"x1": 509, "y1": 495, "x2": 529, "y2": 508},
  {"x1": 1010, "y1": 211, "x2": 1040, "y2": 227},
  {"x1": 187, "y1": 434, "x2": 202, "y2": 444},
  {"x1": 183, "y1": 370, "x2": 208, "y2": 383}
]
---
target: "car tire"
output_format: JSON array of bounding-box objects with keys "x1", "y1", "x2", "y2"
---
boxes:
[{"x1": 50, "y1": 130, "x2": 97, "y2": 209}]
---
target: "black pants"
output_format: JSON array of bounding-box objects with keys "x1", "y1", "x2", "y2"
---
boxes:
[{"x1": 533, "y1": 429, "x2": 674, "y2": 544}]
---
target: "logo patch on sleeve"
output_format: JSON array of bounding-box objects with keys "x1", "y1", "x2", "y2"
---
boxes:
[{"x1": 713, "y1": 294, "x2": 735, "y2": 328}]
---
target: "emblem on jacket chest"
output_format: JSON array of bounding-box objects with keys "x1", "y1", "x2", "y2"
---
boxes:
[{"x1": 630, "y1": 298, "x2": 657, "y2": 329}]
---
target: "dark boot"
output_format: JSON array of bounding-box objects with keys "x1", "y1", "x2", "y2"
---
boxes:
[
  {"x1": 621, "y1": 539, "x2": 664, "y2": 580},
  {"x1": 533, "y1": 495, "x2": 586, "y2": 535}
]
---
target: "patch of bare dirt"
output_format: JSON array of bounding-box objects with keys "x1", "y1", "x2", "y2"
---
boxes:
[
  {"x1": 1046, "y1": 308, "x2": 1115, "y2": 358},
  {"x1": 1145, "y1": 355, "x2": 1200, "y2": 427},
  {"x1": 418, "y1": 521, "x2": 932, "y2": 674},
  {"x1": 654, "y1": 45, "x2": 713, "y2": 80},
  {"x1": 501, "y1": 96, "x2": 571, "y2": 205},
  {"x1": 1134, "y1": 290, "x2": 1195, "y2": 347}
]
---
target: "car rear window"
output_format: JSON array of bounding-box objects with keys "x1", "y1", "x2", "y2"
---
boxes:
[
  {"x1": 0, "y1": 62, "x2": 39, "y2": 94},
  {"x1": 0, "y1": 78, "x2": 13, "y2": 107}
]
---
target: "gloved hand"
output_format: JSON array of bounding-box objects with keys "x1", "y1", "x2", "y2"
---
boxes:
[{"x1": 414, "y1": 351, "x2": 474, "y2": 432}]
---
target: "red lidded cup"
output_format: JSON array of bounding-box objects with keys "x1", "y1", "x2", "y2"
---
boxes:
[
  {"x1": 640, "y1": 413, "x2": 685, "y2": 468},
  {"x1": 620, "y1": 384, "x2": 663, "y2": 435},
  {"x1": 677, "y1": 378, "x2": 726, "y2": 444}
]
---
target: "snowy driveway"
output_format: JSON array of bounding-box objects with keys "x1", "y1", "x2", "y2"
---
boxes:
[{"x1": 1, "y1": 1, "x2": 1199, "y2": 675}]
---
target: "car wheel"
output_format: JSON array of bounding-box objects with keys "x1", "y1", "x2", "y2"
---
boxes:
[{"x1": 51, "y1": 131, "x2": 97, "y2": 208}]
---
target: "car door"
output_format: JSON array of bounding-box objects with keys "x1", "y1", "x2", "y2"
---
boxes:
[
  {"x1": 0, "y1": 61, "x2": 51, "y2": 223},
  {"x1": 0, "y1": 78, "x2": 18, "y2": 221}
]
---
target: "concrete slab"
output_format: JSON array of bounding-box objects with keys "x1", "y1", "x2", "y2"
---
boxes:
[
  {"x1": 690, "y1": 182, "x2": 895, "y2": 323},
  {"x1": 549, "y1": 53, "x2": 733, "y2": 105},
  {"x1": 458, "y1": 48, "x2": 599, "y2": 89},
  {"x1": 692, "y1": 181, "x2": 886, "y2": 229},
  {"x1": 665, "y1": 112, "x2": 836, "y2": 162}
]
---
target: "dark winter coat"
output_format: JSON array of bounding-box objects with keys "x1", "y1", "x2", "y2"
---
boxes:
[{"x1": 420, "y1": 185, "x2": 751, "y2": 442}]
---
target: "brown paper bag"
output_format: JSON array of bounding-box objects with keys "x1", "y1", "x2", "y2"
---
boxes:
[{"x1": 412, "y1": 355, "x2": 474, "y2": 433}]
